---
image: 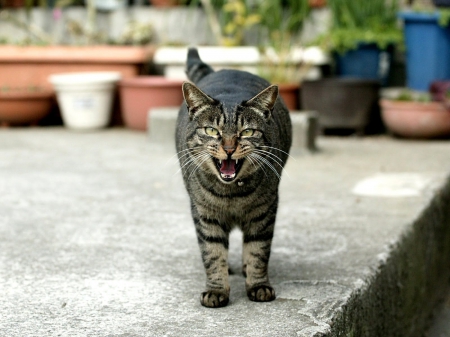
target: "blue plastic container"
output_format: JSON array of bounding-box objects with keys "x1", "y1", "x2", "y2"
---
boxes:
[
  {"x1": 399, "y1": 11, "x2": 450, "y2": 91},
  {"x1": 334, "y1": 43, "x2": 392, "y2": 86}
]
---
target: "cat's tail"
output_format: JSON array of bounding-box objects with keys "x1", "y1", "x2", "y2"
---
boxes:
[{"x1": 186, "y1": 47, "x2": 214, "y2": 84}]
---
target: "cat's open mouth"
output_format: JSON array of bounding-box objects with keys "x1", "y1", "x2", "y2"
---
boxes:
[{"x1": 214, "y1": 157, "x2": 244, "y2": 182}]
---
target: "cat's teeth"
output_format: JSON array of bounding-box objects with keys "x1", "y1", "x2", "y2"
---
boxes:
[
  {"x1": 219, "y1": 160, "x2": 222, "y2": 165},
  {"x1": 236, "y1": 159, "x2": 239, "y2": 164}
]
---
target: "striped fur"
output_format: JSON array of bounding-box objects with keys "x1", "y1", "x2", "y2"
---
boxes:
[{"x1": 176, "y1": 48, "x2": 292, "y2": 308}]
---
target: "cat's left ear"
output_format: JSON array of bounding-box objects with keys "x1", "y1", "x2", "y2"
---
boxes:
[
  {"x1": 182, "y1": 82, "x2": 218, "y2": 120},
  {"x1": 242, "y1": 85, "x2": 279, "y2": 120}
]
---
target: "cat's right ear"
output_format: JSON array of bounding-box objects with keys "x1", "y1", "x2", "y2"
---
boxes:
[{"x1": 182, "y1": 82, "x2": 217, "y2": 120}]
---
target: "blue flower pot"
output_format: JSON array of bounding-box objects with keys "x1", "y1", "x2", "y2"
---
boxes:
[
  {"x1": 398, "y1": 11, "x2": 450, "y2": 91},
  {"x1": 334, "y1": 43, "x2": 393, "y2": 86}
]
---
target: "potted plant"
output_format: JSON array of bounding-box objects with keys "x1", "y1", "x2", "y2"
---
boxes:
[
  {"x1": 153, "y1": 0, "x2": 263, "y2": 77},
  {"x1": 380, "y1": 88, "x2": 450, "y2": 138},
  {"x1": 153, "y1": 0, "x2": 324, "y2": 111},
  {"x1": 120, "y1": 0, "x2": 262, "y2": 130},
  {"x1": 205, "y1": 0, "x2": 319, "y2": 110},
  {"x1": 0, "y1": 7, "x2": 155, "y2": 127},
  {"x1": 316, "y1": 0, "x2": 402, "y2": 85},
  {"x1": 0, "y1": 86, "x2": 54, "y2": 127},
  {"x1": 398, "y1": 7, "x2": 450, "y2": 91},
  {"x1": 255, "y1": 0, "x2": 313, "y2": 110},
  {"x1": 430, "y1": 80, "x2": 450, "y2": 109}
]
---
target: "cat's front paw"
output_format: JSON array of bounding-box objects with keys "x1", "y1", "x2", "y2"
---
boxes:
[
  {"x1": 200, "y1": 290, "x2": 229, "y2": 308},
  {"x1": 247, "y1": 285, "x2": 276, "y2": 302}
]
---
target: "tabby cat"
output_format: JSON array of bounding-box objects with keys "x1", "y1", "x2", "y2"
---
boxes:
[{"x1": 176, "y1": 48, "x2": 292, "y2": 308}]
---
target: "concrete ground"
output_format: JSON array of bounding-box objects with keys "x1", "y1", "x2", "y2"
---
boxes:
[{"x1": 1, "y1": 127, "x2": 450, "y2": 337}]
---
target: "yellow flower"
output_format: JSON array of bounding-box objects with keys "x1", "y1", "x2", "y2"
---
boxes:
[
  {"x1": 244, "y1": 14, "x2": 261, "y2": 26},
  {"x1": 224, "y1": 22, "x2": 237, "y2": 35},
  {"x1": 223, "y1": 0, "x2": 246, "y2": 16}
]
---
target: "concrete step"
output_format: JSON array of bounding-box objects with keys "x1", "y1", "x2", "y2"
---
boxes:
[{"x1": 0, "y1": 128, "x2": 449, "y2": 336}]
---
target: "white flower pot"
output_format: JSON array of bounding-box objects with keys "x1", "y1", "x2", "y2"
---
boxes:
[
  {"x1": 95, "y1": 0, "x2": 125, "y2": 11},
  {"x1": 49, "y1": 72, "x2": 121, "y2": 130}
]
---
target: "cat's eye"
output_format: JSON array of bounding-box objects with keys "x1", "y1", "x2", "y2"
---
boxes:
[
  {"x1": 241, "y1": 129, "x2": 254, "y2": 137},
  {"x1": 205, "y1": 127, "x2": 219, "y2": 136}
]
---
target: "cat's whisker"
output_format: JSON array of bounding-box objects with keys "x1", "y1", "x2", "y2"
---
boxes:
[
  {"x1": 252, "y1": 150, "x2": 291, "y2": 180},
  {"x1": 176, "y1": 150, "x2": 198, "y2": 163},
  {"x1": 245, "y1": 154, "x2": 257, "y2": 169},
  {"x1": 248, "y1": 153, "x2": 269, "y2": 178},
  {"x1": 179, "y1": 157, "x2": 206, "y2": 178},
  {"x1": 174, "y1": 159, "x2": 194, "y2": 176},
  {"x1": 250, "y1": 153, "x2": 281, "y2": 180},
  {"x1": 178, "y1": 152, "x2": 202, "y2": 172},
  {"x1": 165, "y1": 148, "x2": 193, "y2": 167},
  {"x1": 187, "y1": 153, "x2": 212, "y2": 180},
  {"x1": 259, "y1": 157, "x2": 281, "y2": 180},
  {"x1": 259, "y1": 145, "x2": 296, "y2": 161},
  {"x1": 257, "y1": 156, "x2": 281, "y2": 180},
  {"x1": 175, "y1": 151, "x2": 209, "y2": 176},
  {"x1": 253, "y1": 149, "x2": 285, "y2": 166}
]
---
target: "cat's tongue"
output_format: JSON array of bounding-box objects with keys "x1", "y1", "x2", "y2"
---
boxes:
[{"x1": 220, "y1": 159, "x2": 236, "y2": 175}]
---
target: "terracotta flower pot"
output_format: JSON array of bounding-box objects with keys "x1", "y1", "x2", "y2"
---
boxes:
[
  {"x1": 150, "y1": 0, "x2": 180, "y2": 6},
  {"x1": 278, "y1": 83, "x2": 300, "y2": 111},
  {"x1": 308, "y1": 0, "x2": 327, "y2": 8},
  {"x1": 119, "y1": 76, "x2": 184, "y2": 131},
  {"x1": 0, "y1": 46, "x2": 153, "y2": 91},
  {"x1": 0, "y1": 89, "x2": 54, "y2": 126},
  {"x1": 0, "y1": 0, "x2": 25, "y2": 8},
  {"x1": 380, "y1": 99, "x2": 450, "y2": 138}
]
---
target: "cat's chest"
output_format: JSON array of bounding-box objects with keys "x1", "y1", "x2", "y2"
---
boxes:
[
  {"x1": 190, "y1": 178, "x2": 273, "y2": 218},
  {"x1": 191, "y1": 180, "x2": 259, "y2": 207}
]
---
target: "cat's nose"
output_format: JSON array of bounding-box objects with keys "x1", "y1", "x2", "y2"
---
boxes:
[
  {"x1": 223, "y1": 145, "x2": 235, "y2": 155},
  {"x1": 222, "y1": 137, "x2": 236, "y2": 155}
]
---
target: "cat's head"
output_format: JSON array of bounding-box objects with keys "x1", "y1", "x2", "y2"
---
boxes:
[{"x1": 182, "y1": 82, "x2": 278, "y2": 184}]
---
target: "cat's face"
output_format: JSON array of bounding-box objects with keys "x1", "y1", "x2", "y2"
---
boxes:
[{"x1": 182, "y1": 82, "x2": 279, "y2": 184}]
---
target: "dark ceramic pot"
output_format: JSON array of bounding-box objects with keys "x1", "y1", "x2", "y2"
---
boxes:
[
  {"x1": 433, "y1": 0, "x2": 450, "y2": 7},
  {"x1": 301, "y1": 78, "x2": 381, "y2": 135}
]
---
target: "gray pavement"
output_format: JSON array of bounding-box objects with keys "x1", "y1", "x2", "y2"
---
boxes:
[{"x1": 1, "y1": 128, "x2": 450, "y2": 336}]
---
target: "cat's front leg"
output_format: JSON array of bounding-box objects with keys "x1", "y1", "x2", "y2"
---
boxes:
[
  {"x1": 242, "y1": 215, "x2": 276, "y2": 302},
  {"x1": 194, "y1": 216, "x2": 230, "y2": 308}
]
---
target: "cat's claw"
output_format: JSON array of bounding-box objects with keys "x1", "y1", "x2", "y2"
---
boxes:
[
  {"x1": 247, "y1": 285, "x2": 276, "y2": 302},
  {"x1": 200, "y1": 290, "x2": 229, "y2": 308}
]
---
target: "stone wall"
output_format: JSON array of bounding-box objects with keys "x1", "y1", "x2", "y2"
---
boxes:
[{"x1": 0, "y1": 6, "x2": 330, "y2": 46}]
